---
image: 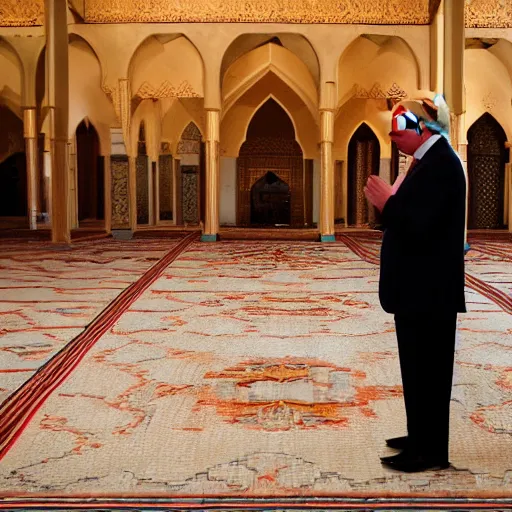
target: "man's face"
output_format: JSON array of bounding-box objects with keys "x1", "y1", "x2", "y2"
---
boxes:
[
  {"x1": 390, "y1": 106, "x2": 427, "y2": 156},
  {"x1": 389, "y1": 129, "x2": 424, "y2": 156}
]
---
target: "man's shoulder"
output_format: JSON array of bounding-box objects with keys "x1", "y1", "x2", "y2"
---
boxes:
[{"x1": 428, "y1": 137, "x2": 463, "y2": 167}]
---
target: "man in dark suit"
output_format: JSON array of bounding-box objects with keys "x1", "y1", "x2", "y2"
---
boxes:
[{"x1": 364, "y1": 96, "x2": 467, "y2": 472}]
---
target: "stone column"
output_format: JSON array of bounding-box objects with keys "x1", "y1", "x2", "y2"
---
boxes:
[
  {"x1": 444, "y1": 0, "x2": 468, "y2": 250},
  {"x1": 202, "y1": 109, "x2": 220, "y2": 241},
  {"x1": 43, "y1": 140, "x2": 52, "y2": 224},
  {"x1": 23, "y1": 108, "x2": 39, "y2": 230},
  {"x1": 45, "y1": 0, "x2": 70, "y2": 244},
  {"x1": 319, "y1": 82, "x2": 336, "y2": 242}
]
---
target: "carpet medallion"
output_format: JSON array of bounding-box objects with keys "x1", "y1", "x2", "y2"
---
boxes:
[{"x1": 0, "y1": 236, "x2": 510, "y2": 509}]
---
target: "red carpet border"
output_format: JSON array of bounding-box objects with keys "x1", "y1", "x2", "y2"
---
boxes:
[
  {"x1": 0, "y1": 232, "x2": 199, "y2": 460},
  {"x1": 337, "y1": 235, "x2": 512, "y2": 315}
]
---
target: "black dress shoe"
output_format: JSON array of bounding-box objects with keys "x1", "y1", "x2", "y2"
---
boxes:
[
  {"x1": 381, "y1": 452, "x2": 450, "y2": 473},
  {"x1": 386, "y1": 435, "x2": 408, "y2": 450}
]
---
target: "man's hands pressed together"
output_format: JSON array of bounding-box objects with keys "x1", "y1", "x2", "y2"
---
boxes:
[{"x1": 364, "y1": 174, "x2": 406, "y2": 212}]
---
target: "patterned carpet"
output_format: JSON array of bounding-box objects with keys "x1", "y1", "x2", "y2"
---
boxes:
[
  {"x1": 0, "y1": 233, "x2": 511, "y2": 509},
  {"x1": 0, "y1": 235, "x2": 186, "y2": 403}
]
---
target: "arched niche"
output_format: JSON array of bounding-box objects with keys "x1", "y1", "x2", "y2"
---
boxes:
[
  {"x1": 467, "y1": 113, "x2": 508, "y2": 230},
  {"x1": 76, "y1": 119, "x2": 104, "y2": 226},
  {"x1": 347, "y1": 123, "x2": 381, "y2": 227},
  {"x1": 237, "y1": 98, "x2": 304, "y2": 227}
]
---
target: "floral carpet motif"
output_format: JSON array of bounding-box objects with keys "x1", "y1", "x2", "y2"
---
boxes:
[{"x1": 0, "y1": 236, "x2": 510, "y2": 508}]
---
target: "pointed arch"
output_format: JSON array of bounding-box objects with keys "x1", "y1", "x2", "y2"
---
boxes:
[
  {"x1": 129, "y1": 34, "x2": 204, "y2": 101},
  {"x1": 221, "y1": 72, "x2": 318, "y2": 159},
  {"x1": 337, "y1": 35, "x2": 421, "y2": 113},
  {"x1": 0, "y1": 37, "x2": 24, "y2": 117},
  {"x1": 240, "y1": 94, "x2": 303, "y2": 155},
  {"x1": 347, "y1": 122, "x2": 381, "y2": 227},
  {"x1": 221, "y1": 33, "x2": 320, "y2": 86},
  {"x1": 237, "y1": 97, "x2": 304, "y2": 228},
  {"x1": 0, "y1": 104, "x2": 27, "y2": 223},
  {"x1": 222, "y1": 43, "x2": 318, "y2": 121},
  {"x1": 69, "y1": 35, "x2": 116, "y2": 155},
  {"x1": 75, "y1": 119, "x2": 104, "y2": 225}
]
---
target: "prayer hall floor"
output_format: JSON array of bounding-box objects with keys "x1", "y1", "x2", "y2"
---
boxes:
[{"x1": 0, "y1": 232, "x2": 511, "y2": 509}]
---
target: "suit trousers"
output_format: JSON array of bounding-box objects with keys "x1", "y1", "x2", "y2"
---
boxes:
[{"x1": 394, "y1": 311, "x2": 458, "y2": 459}]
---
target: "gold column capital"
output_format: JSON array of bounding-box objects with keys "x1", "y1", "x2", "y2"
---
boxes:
[
  {"x1": 320, "y1": 109, "x2": 334, "y2": 144},
  {"x1": 206, "y1": 109, "x2": 220, "y2": 142},
  {"x1": 23, "y1": 108, "x2": 37, "y2": 139},
  {"x1": 320, "y1": 81, "x2": 337, "y2": 111}
]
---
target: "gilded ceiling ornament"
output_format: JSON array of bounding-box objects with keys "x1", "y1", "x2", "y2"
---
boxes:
[
  {"x1": 353, "y1": 83, "x2": 407, "y2": 101},
  {"x1": 135, "y1": 81, "x2": 200, "y2": 99},
  {"x1": 0, "y1": 0, "x2": 44, "y2": 26},
  {"x1": 84, "y1": 0, "x2": 432, "y2": 24},
  {"x1": 466, "y1": 0, "x2": 512, "y2": 28}
]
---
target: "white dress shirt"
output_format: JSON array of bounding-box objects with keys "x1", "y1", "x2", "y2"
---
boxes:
[{"x1": 413, "y1": 134, "x2": 442, "y2": 160}]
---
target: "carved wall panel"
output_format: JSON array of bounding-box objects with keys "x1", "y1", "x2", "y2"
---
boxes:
[
  {"x1": 0, "y1": 0, "x2": 44, "y2": 26},
  {"x1": 84, "y1": 0, "x2": 433, "y2": 24},
  {"x1": 136, "y1": 155, "x2": 149, "y2": 224},
  {"x1": 135, "y1": 81, "x2": 200, "y2": 100},
  {"x1": 466, "y1": 0, "x2": 512, "y2": 28},
  {"x1": 178, "y1": 122, "x2": 202, "y2": 156},
  {"x1": 182, "y1": 166, "x2": 199, "y2": 225},
  {"x1": 159, "y1": 154, "x2": 173, "y2": 221},
  {"x1": 4, "y1": 0, "x2": 511, "y2": 28},
  {"x1": 111, "y1": 156, "x2": 130, "y2": 229},
  {"x1": 237, "y1": 137, "x2": 304, "y2": 227}
]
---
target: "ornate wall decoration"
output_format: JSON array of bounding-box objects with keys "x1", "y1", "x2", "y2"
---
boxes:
[
  {"x1": 181, "y1": 122, "x2": 202, "y2": 141},
  {"x1": 237, "y1": 137, "x2": 304, "y2": 227},
  {"x1": 178, "y1": 140, "x2": 200, "y2": 154},
  {"x1": 159, "y1": 154, "x2": 173, "y2": 220},
  {"x1": 0, "y1": 0, "x2": 44, "y2": 26},
  {"x1": 135, "y1": 81, "x2": 200, "y2": 100},
  {"x1": 111, "y1": 156, "x2": 130, "y2": 229},
  {"x1": 161, "y1": 142, "x2": 172, "y2": 154},
  {"x1": 467, "y1": 113, "x2": 507, "y2": 229},
  {"x1": 178, "y1": 122, "x2": 202, "y2": 155},
  {"x1": 136, "y1": 155, "x2": 149, "y2": 224},
  {"x1": 182, "y1": 167, "x2": 199, "y2": 224},
  {"x1": 466, "y1": 0, "x2": 512, "y2": 28},
  {"x1": 84, "y1": 0, "x2": 432, "y2": 24},
  {"x1": 482, "y1": 91, "x2": 498, "y2": 111},
  {"x1": 353, "y1": 83, "x2": 408, "y2": 101}
]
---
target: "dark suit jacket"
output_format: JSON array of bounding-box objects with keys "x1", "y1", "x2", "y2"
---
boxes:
[{"x1": 379, "y1": 136, "x2": 467, "y2": 314}]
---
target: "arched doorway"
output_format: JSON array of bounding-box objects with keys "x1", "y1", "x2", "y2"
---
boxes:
[
  {"x1": 467, "y1": 113, "x2": 508, "y2": 229},
  {"x1": 237, "y1": 99, "x2": 304, "y2": 227},
  {"x1": 0, "y1": 106, "x2": 27, "y2": 227},
  {"x1": 250, "y1": 171, "x2": 291, "y2": 225},
  {"x1": 347, "y1": 123, "x2": 380, "y2": 227},
  {"x1": 76, "y1": 120, "x2": 104, "y2": 226}
]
